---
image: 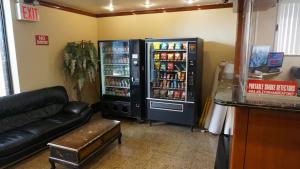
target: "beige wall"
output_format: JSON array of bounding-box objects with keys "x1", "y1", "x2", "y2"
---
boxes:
[
  {"x1": 10, "y1": 2, "x2": 99, "y2": 103},
  {"x1": 98, "y1": 8, "x2": 237, "y2": 105},
  {"x1": 253, "y1": 7, "x2": 277, "y2": 46},
  {"x1": 9, "y1": 4, "x2": 237, "y2": 106}
]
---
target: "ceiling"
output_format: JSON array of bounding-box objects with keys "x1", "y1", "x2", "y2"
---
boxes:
[{"x1": 39, "y1": 0, "x2": 230, "y2": 14}]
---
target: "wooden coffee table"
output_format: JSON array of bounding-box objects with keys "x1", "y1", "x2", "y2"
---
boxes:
[{"x1": 47, "y1": 117, "x2": 121, "y2": 169}]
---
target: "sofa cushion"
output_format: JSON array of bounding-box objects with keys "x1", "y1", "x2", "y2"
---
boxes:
[
  {"x1": 18, "y1": 120, "x2": 63, "y2": 139},
  {"x1": 45, "y1": 113, "x2": 81, "y2": 124},
  {"x1": 0, "y1": 130, "x2": 37, "y2": 157},
  {"x1": 0, "y1": 104, "x2": 64, "y2": 133},
  {"x1": 0, "y1": 86, "x2": 68, "y2": 119},
  {"x1": 63, "y1": 101, "x2": 88, "y2": 115},
  {"x1": 18, "y1": 113, "x2": 86, "y2": 140}
]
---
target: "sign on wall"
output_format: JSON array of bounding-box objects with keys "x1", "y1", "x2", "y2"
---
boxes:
[
  {"x1": 247, "y1": 80, "x2": 297, "y2": 96},
  {"x1": 35, "y1": 35, "x2": 49, "y2": 45},
  {"x1": 16, "y1": 2, "x2": 39, "y2": 22}
]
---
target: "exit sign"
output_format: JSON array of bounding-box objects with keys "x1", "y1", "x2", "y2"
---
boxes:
[{"x1": 16, "y1": 2, "x2": 39, "y2": 22}]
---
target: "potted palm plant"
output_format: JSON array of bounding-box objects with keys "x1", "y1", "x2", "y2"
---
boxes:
[{"x1": 63, "y1": 41, "x2": 98, "y2": 100}]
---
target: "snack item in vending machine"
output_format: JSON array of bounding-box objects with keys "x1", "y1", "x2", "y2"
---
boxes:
[
  {"x1": 182, "y1": 53, "x2": 187, "y2": 60},
  {"x1": 178, "y1": 82, "x2": 181, "y2": 89},
  {"x1": 160, "y1": 52, "x2": 167, "y2": 60},
  {"x1": 174, "y1": 63, "x2": 181, "y2": 71},
  {"x1": 161, "y1": 43, "x2": 168, "y2": 50},
  {"x1": 153, "y1": 89, "x2": 160, "y2": 97},
  {"x1": 125, "y1": 89, "x2": 129, "y2": 96},
  {"x1": 168, "y1": 42, "x2": 175, "y2": 50},
  {"x1": 163, "y1": 73, "x2": 167, "y2": 79},
  {"x1": 182, "y1": 42, "x2": 187, "y2": 50},
  {"x1": 175, "y1": 42, "x2": 182, "y2": 50},
  {"x1": 173, "y1": 80, "x2": 177, "y2": 88},
  {"x1": 175, "y1": 53, "x2": 181, "y2": 60},
  {"x1": 167, "y1": 73, "x2": 171, "y2": 80},
  {"x1": 181, "y1": 91, "x2": 186, "y2": 100},
  {"x1": 155, "y1": 62, "x2": 160, "y2": 70},
  {"x1": 168, "y1": 91, "x2": 174, "y2": 99},
  {"x1": 180, "y1": 73, "x2": 185, "y2": 81},
  {"x1": 153, "y1": 42, "x2": 161, "y2": 50},
  {"x1": 167, "y1": 53, "x2": 174, "y2": 60},
  {"x1": 167, "y1": 62, "x2": 174, "y2": 70},
  {"x1": 159, "y1": 81, "x2": 163, "y2": 88},
  {"x1": 162, "y1": 80, "x2": 167, "y2": 89},
  {"x1": 173, "y1": 91, "x2": 181, "y2": 100},
  {"x1": 166, "y1": 81, "x2": 170, "y2": 88},
  {"x1": 160, "y1": 90, "x2": 167, "y2": 98},
  {"x1": 154, "y1": 53, "x2": 160, "y2": 60},
  {"x1": 160, "y1": 63, "x2": 167, "y2": 71},
  {"x1": 177, "y1": 72, "x2": 182, "y2": 80}
]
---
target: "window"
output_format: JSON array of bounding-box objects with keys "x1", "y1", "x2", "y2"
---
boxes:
[
  {"x1": 0, "y1": 0, "x2": 12, "y2": 96},
  {"x1": 275, "y1": 0, "x2": 300, "y2": 55}
]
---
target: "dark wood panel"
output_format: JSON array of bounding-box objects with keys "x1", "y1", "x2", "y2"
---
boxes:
[
  {"x1": 230, "y1": 107, "x2": 249, "y2": 169},
  {"x1": 244, "y1": 109, "x2": 300, "y2": 169}
]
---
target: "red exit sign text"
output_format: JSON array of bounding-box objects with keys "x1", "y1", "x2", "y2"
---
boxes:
[{"x1": 16, "y1": 3, "x2": 39, "y2": 22}]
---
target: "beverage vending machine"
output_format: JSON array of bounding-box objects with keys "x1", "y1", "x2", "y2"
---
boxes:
[
  {"x1": 98, "y1": 40, "x2": 145, "y2": 121},
  {"x1": 145, "y1": 38, "x2": 203, "y2": 129}
]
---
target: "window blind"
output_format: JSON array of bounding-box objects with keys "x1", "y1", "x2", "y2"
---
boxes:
[{"x1": 276, "y1": 0, "x2": 300, "y2": 55}]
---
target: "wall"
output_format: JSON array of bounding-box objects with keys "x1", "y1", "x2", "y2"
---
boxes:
[
  {"x1": 98, "y1": 8, "x2": 237, "y2": 105},
  {"x1": 9, "y1": 2, "x2": 99, "y2": 103},
  {"x1": 253, "y1": 7, "x2": 277, "y2": 46}
]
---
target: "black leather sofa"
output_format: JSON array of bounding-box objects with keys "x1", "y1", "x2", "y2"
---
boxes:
[{"x1": 0, "y1": 86, "x2": 92, "y2": 167}]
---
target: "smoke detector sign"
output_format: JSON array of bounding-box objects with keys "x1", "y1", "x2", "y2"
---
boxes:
[
  {"x1": 16, "y1": 2, "x2": 39, "y2": 22},
  {"x1": 247, "y1": 80, "x2": 297, "y2": 96}
]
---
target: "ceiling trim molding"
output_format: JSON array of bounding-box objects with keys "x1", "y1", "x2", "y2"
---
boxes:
[
  {"x1": 38, "y1": 1, "x2": 233, "y2": 18},
  {"x1": 38, "y1": 0, "x2": 98, "y2": 17}
]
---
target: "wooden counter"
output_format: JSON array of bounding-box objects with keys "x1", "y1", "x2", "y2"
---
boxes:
[
  {"x1": 230, "y1": 107, "x2": 300, "y2": 169},
  {"x1": 214, "y1": 75, "x2": 300, "y2": 169}
]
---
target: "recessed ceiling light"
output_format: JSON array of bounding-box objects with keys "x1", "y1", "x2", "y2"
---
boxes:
[
  {"x1": 144, "y1": 0, "x2": 153, "y2": 8},
  {"x1": 105, "y1": 0, "x2": 114, "y2": 11},
  {"x1": 185, "y1": 0, "x2": 196, "y2": 4}
]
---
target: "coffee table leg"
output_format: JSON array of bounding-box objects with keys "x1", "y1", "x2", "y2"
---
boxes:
[{"x1": 49, "y1": 159, "x2": 56, "y2": 169}]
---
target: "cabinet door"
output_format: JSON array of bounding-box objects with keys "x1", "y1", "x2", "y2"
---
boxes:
[
  {"x1": 244, "y1": 108, "x2": 300, "y2": 169},
  {"x1": 100, "y1": 41, "x2": 130, "y2": 97},
  {"x1": 146, "y1": 41, "x2": 188, "y2": 101}
]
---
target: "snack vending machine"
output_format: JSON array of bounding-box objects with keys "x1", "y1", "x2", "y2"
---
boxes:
[
  {"x1": 99, "y1": 40, "x2": 145, "y2": 121},
  {"x1": 145, "y1": 38, "x2": 203, "y2": 129}
]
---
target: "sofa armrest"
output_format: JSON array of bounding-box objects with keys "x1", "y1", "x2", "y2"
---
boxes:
[{"x1": 63, "y1": 101, "x2": 89, "y2": 115}]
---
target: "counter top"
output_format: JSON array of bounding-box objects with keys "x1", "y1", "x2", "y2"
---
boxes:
[{"x1": 214, "y1": 74, "x2": 300, "y2": 112}]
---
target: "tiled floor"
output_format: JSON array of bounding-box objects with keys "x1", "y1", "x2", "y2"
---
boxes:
[{"x1": 12, "y1": 114, "x2": 219, "y2": 169}]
